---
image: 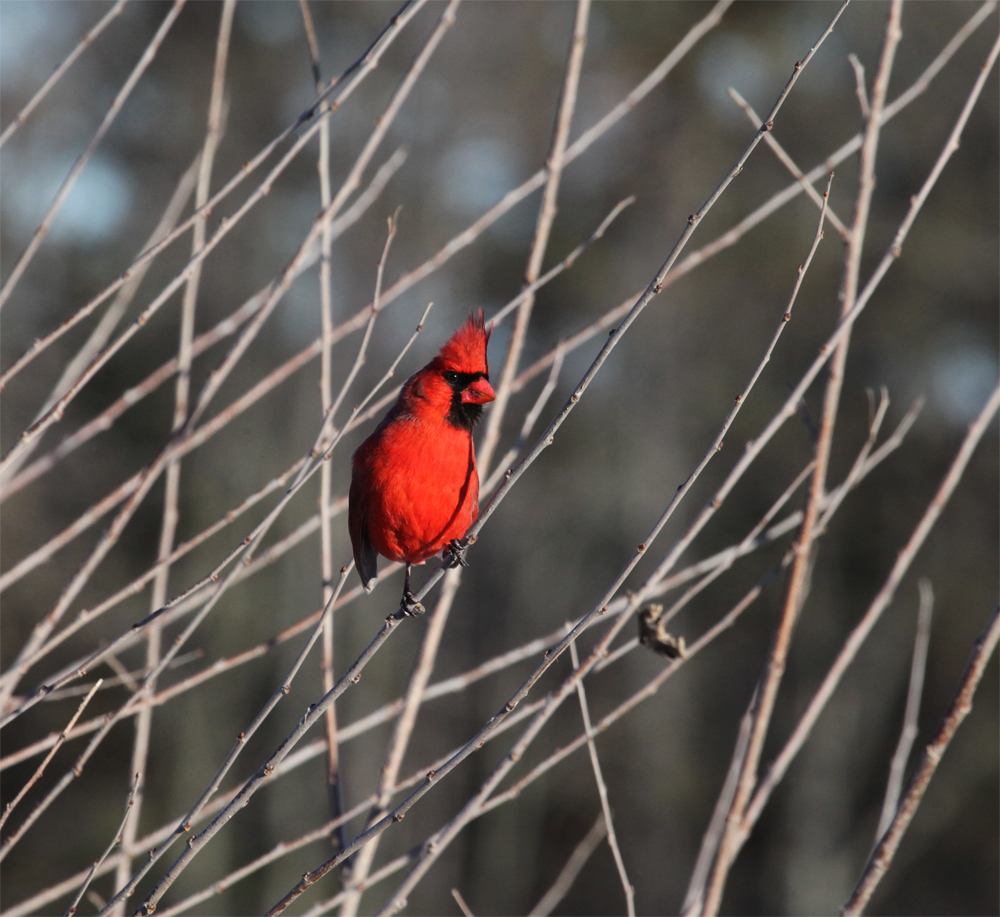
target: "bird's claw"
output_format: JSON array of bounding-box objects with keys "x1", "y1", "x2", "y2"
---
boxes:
[
  {"x1": 445, "y1": 537, "x2": 474, "y2": 568},
  {"x1": 400, "y1": 591, "x2": 425, "y2": 617}
]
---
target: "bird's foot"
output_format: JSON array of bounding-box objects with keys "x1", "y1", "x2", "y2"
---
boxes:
[
  {"x1": 400, "y1": 591, "x2": 425, "y2": 617},
  {"x1": 445, "y1": 536, "x2": 475, "y2": 568}
]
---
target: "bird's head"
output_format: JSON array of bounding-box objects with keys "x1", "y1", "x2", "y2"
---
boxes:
[{"x1": 427, "y1": 310, "x2": 495, "y2": 430}]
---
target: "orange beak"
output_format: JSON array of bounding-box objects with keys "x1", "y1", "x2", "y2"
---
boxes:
[{"x1": 461, "y1": 376, "x2": 495, "y2": 404}]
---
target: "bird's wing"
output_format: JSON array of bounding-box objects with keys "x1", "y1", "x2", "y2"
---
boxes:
[{"x1": 349, "y1": 474, "x2": 379, "y2": 593}]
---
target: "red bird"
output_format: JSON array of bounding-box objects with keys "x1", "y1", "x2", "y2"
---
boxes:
[{"x1": 349, "y1": 311, "x2": 494, "y2": 613}]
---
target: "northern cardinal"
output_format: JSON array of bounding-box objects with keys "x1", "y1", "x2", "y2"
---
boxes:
[{"x1": 349, "y1": 311, "x2": 494, "y2": 613}]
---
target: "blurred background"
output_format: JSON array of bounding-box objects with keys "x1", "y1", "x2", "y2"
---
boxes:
[{"x1": 1, "y1": 2, "x2": 997, "y2": 914}]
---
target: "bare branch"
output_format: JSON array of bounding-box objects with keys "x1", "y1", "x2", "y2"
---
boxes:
[
  {"x1": 65, "y1": 773, "x2": 141, "y2": 917},
  {"x1": 528, "y1": 814, "x2": 606, "y2": 917},
  {"x1": 848, "y1": 53, "x2": 871, "y2": 120},
  {"x1": 843, "y1": 600, "x2": 1000, "y2": 915},
  {"x1": 876, "y1": 579, "x2": 934, "y2": 839},
  {"x1": 451, "y1": 888, "x2": 475, "y2": 917},
  {"x1": 0, "y1": 679, "x2": 102, "y2": 835},
  {"x1": 0, "y1": 0, "x2": 128, "y2": 147},
  {"x1": 569, "y1": 640, "x2": 634, "y2": 916}
]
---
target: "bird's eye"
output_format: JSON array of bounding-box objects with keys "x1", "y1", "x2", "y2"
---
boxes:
[{"x1": 443, "y1": 371, "x2": 459, "y2": 384}]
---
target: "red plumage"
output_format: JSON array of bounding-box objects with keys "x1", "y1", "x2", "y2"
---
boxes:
[{"x1": 349, "y1": 311, "x2": 494, "y2": 602}]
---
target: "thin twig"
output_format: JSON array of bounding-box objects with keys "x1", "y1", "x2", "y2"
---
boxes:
[
  {"x1": 681, "y1": 689, "x2": 757, "y2": 916},
  {"x1": 65, "y1": 773, "x2": 141, "y2": 917},
  {"x1": 0, "y1": 679, "x2": 102, "y2": 835},
  {"x1": 306, "y1": 203, "x2": 400, "y2": 849},
  {"x1": 0, "y1": 0, "x2": 129, "y2": 148},
  {"x1": 301, "y1": 0, "x2": 349, "y2": 857},
  {"x1": 843, "y1": 600, "x2": 1000, "y2": 915},
  {"x1": 528, "y1": 814, "x2": 607, "y2": 917},
  {"x1": 848, "y1": 53, "x2": 871, "y2": 120},
  {"x1": 569, "y1": 640, "x2": 634, "y2": 916},
  {"x1": 481, "y1": 349, "x2": 563, "y2": 496},
  {"x1": 451, "y1": 888, "x2": 475, "y2": 917},
  {"x1": 876, "y1": 579, "x2": 933, "y2": 839}
]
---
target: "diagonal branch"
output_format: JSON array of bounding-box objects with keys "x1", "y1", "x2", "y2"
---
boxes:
[{"x1": 842, "y1": 599, "x2": 1000, "y2": 915}]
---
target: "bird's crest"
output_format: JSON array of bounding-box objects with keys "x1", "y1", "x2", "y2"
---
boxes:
[{"x1": 435, "y1": 310, "x2": 491, "y2": 376}]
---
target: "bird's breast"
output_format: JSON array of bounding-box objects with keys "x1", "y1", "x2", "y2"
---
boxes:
[{"x1": 353, "y1": 414, "x2": 479, "y2": 564}]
